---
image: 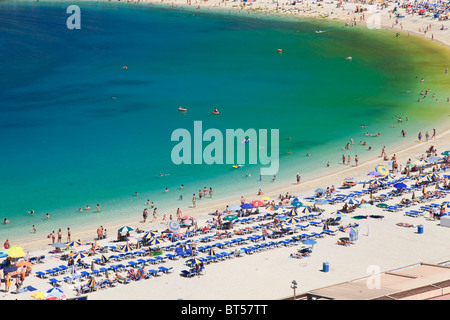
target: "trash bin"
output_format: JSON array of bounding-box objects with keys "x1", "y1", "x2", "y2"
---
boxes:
[
  {"x1": 418, "y1": 225, "x2": 423, "y2": 234},
  {"x1": 323, "y1": 262, "x2": 329, "y2": 272}
]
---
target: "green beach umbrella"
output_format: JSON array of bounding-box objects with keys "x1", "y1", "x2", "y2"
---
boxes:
[
  {"x1": 118, "y1": 226, "x2": 134, "y2": 234},
  {"x1": 222, "y1": 214, "x2": 238, "y2": 222},
  {"x1": 359, "y1": 203, "x2": 373, "y2": 208},
  {"x1": 441, "y1": 150, "x2": 450, "y2": 156},
  {"x1": 376, "y1": 203, "x2": 389, "y2": 208}
]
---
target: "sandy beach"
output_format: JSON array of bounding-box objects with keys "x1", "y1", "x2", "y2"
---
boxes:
[{"x1": 1, "y1": 0, "x2": 449, "y2": 300}]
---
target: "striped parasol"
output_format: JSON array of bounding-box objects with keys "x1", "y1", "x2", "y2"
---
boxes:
[
  {"x1": 147, "y1": 237, "x2": 163, "y2": 246},
  {"x1": 167, "y1": 220, "x2": 180, "y2": 233},
  {"x1": 120, "y1": 244, "x2": 133, "y2": 253}
]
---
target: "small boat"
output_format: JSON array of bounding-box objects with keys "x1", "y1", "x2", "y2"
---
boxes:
[{"x1": 178, "y1": 106, "x2": 187, "y2": 112}]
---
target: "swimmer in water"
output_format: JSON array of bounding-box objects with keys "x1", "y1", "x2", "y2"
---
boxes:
[{"x1": 122, "y1": 65, "x2": 128, "y2": 70}]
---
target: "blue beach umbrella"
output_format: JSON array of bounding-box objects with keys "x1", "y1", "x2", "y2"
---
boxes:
[
  {"x1": 427, "y1": 156, "x2": 441, "y2": 163},
  {"x1": 67, "y1": 241, "x2": 82, "y2": 247},
  {"x1": 315, "y1": 188, "x2": 326, "y2": 194},
  {"x1": 394, "y1": 182, "x2": 407, "y2": 189},
  {"x1": 228, "y1": 205, "x2": 241, "y2": 212},
  {"x1": 302, "y1": 239, "x2": 317, "y2": 246},
  {"x1": 315, "y1": 199, "x2": 330, "y2": 205},
  {"x1": 240, "y1": 203, "x2": 254, "y2": 209},
  {"x1": 344, "y1": 198, "x2": 359, "y2": 205},
  {"x1": 167, "y1": 220, "x2": 180, "y2": 233},
  {"x1": 367, "y1": 171, "x2": 382, "y2": 176}
]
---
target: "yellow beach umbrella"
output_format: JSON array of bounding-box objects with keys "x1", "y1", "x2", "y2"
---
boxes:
[
  {"x1": 375, "y1": 165, "x2": 389, "y2": 176},
  {"x1": 7, "y1": 249, "x2": 26, "y2": 259},
  {"x1": 262, "y1": 197, "x2": 271, "y2": 201},
  {"x1": 31, "y1": 291, "x2": 46, "y2": 300}
]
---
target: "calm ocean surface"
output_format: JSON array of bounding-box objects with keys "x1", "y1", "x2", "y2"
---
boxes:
[{"x1": 0, "y1": 0, "x2": 449, "y2": 243}]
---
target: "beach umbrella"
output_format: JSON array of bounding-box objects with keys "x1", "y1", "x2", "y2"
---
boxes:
[
  {"x1": 359, "y1": 203, "x2": 373, "y2": 208},
  {"x1": 222, "y1": 214, "x2": 238, "y2": 222},
  {"x1": 344, "y1": 198, "x2": 359, "y2": 205},
  {"x1": 414, "y1": 159, "x2": 429, "y2": 167},
  {"x1": 120, "y1": 244, "x2": 133, "y2": 253},
  {"x1": 147, "y1": 237, "x2": 163, "y2": 246},
  {"x1": 266, "y1": 205, "x2": 278, "y2": 211},
  {"x1": 7, "y1": 249, "x2": 26, "y2": 259},
  {"x1": 369, "y1": 179, "x2": 383, "y2": 187},
  {"x1": 45, "y1": 287, "x2": 65, "y2": 300},
  {"x1": 72, "y1": 252, "x2": 88, "y2": 260},
  {"x1": 0, "y1": 252, "x2": 8, "y2": 259},
  {"x1": 300, "y1": 207, "x2": 313, "y2": 214},
  {"x1": 67, "y1": 241, "x2": 82, "y2": 247},
  {"x1": 118, "y1": 226, "x2": 134, "y2": 234},
  {"x1": 251, "y1": 200, "x2": 265, "y2": 207},
  {"x1": 180, "y1": 216, "x2": 193, "y2": 220},
  {"x1": 101, "y1": 255, "x2": 109, "y2": 264},
  {"x1": 394, "y1": 182, "x2": 407, "y2": 189},
  {"x1": 375, "y1": 165, "x2": 389, "y2": 176},
  {"x1": 367, "y1": 171, "x2": 382, "y2": 176},
  {"x1": 31, "y1": 291, "x2": 46, "y2": 300},
  {"x1": 3, "y1": 266, "x2": 18, "y2": 274},
  {"x1": 286, "y1": 209, "x2": 298, "y2": 216},
  {"x1": 186, "y1": 258, "x2": 203, "y2": 265},
  {"x1": 16, "y1": 261, "x2": 32, "y2": 268},
  {"x1": 167, "y1": 220, "x2": 180, "y2": 233},
  {"x1": 143, "y1": 230, "x2": 158, "y2": 239},
  {"x1": 261, "y1": 197, "x2": 271, "y2": 201},
  {"x1": 285, "y1": 217, "x2": 301, "y2": 224},
  {"x1": 376, "y1": 203, "x2": 389, "y2": 208},
  {"x1": 207, "y1": 248, "x2": 216, "y2": 256},
  {"x1": 315, "y1": 199, "x2": 330, "y2": 205},
  {"x1": 427, "y1": 156, "x2": 441, "y2": 163},
  {"x1": 344, "y1": 227, "x2": 358, "y2": 234},
  {"x1": 441, "y1": 151, "x2": 450, "y2": 156},
  {"x1": 9, "y1": 246, "x2": 23, "y2": 251},
  {"x1": 87, "y1": 277, "x2": 96, "y2": 289},
  {"x1": 290, "y1": 201, "x2": 303, "y2": 208},
  {"x1": 228, "y1": 205, "x2": 241, "y2": 212},
  {"x1": 302, "y1": 239, "x2": 317, "y2": 246},
  {"x1": 52, "y1": 242, "x2": 67, "y2": 249},
  {"x1": 240, "y1": 203, "x2": 254, "y2": 209},
  {"x1": 315, "y1": 188, "x2": 326, "y2": 194}
]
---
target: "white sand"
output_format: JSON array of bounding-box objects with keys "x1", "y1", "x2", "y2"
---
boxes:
[{"x1": 2, "y1": 0, "x2": 450, "y2": 300}]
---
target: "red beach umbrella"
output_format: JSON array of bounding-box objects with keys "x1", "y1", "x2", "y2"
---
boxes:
[{"x1": 251, "y1": 200, "x2": 265, "y2": 207}]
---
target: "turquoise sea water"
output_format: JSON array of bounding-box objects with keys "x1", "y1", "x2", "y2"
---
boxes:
[{"x1": 0, "y1": 0, "x2": 449, "y2": 243}]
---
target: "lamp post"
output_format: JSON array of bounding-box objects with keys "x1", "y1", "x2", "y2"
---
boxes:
[{"x1": 291, "y1": 280, "x2": 298, "y2": 300}]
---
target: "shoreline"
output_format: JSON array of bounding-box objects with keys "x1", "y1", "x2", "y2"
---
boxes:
[{"x1": 6, "y1": 0, "x2": 450, "y2": 254}]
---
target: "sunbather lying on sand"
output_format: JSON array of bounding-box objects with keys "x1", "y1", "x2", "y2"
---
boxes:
[
  {"x1": 396, "y1": 222, "x2": 415, "y2": 228},
  {"x1": 337, "y1": 239, "x2": 355, "y2": 247}
]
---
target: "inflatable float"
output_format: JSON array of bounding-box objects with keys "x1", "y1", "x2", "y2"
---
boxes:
[
  {"x1": 178, "y1": 106, "x2": 187, "y2": 112},
  {"x1": 213, "y1": 108, "x2": 219, "y2": 115},
  {"x1": 233, "y1": 164, "x2": 244, "y2": 168}
]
